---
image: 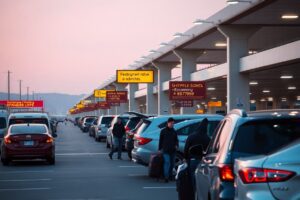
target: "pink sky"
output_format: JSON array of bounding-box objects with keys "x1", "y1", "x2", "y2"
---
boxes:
[{"x1": 0, "y1": 0, "x2": 226, "y2": 95}]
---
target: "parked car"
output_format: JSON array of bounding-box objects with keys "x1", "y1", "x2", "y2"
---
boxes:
[
  {"x1": 7, "y1": 112, "x2": 56, "y2": 137},
  {"x1": 0, "y1": 109, "x2": 8, "y2": 145},
  {"x1": 74, "y1": 117, "x2": 81, "y2": 126},
  {"x1": 1, "y1": 123, "x2": 56, "y2": 165},
  {"x1": 132, "y1": 114, "x2": 223, "y2": 166},
  {"x1": 124, "y1": 112, "x2": 155, "y2": 159},
  {"x1": 88, "y1": 118, "x2": 99, "y2": 137},
  {"x1": 194, "y1": 109, "x2": 300, "y2": 200},
  {"x1": 94, "y1": 115, "x2": 115, "y2": 142},
  {"x1": 106, "y1": 115, "x2": 130, "y2": 148},
  {"x1": 80, "y1": 116, "x2": 97, "y2": 132},
  {"x1": 234, "y1": 140, "x2": 300, "y2": 200}
]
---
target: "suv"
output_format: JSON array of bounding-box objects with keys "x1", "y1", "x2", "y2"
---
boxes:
[
  {"x1": 0, "y1": 109, "x2": 8, "y2": 145},
  {"x1": 94, "y1": 115, "x2": 115, "y2": 142},
  {"x1": 131, "y1": 114, "x2": 222, "y2": 166},
  {"x1": 194, "y1": 109, "x2": 300, "y2": 200},
  {"x1": 80, "y1": 116, "x2": 97, "y2": 132}
]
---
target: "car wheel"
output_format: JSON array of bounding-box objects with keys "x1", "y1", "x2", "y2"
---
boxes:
[{"x1": 48, "y1": 157, "x2": 55, "y2": 165}]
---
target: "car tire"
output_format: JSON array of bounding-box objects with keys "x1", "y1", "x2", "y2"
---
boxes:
[{"x1": 48, "y1": 157, "x2": 55, "y2": 165}]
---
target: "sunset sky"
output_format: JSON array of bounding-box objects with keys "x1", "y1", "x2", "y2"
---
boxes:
[{"x1": 0, "y1": 0, "x2": 226, "y2": 95}]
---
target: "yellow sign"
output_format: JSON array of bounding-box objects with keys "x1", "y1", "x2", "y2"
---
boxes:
[
  {"x1": 116, "y1": 70, "x2": 154, "y2": 83},
  {"x1": 196, "y1": 109, "x2": 204, "y2": 114},
  {"x1": 208, "y1": 101, "x2": 222, "y2": 107},
  {"x1": 80, "y1": 100, "x2": 92, "y2": 105},
  {"x1": 94, "y1": 90, "x2": 114, "y2": 98},
  {"x1": 76, "y1": 104, "x2": 84, "y2": 109}
]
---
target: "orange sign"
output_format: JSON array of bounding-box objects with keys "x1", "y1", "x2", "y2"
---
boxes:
[
  {"x1": 208, "y1": 101, "x2": 222, "y2": 107},
  {"x1": 196, "y1": 109, "x2": 204, "y2": 114}
]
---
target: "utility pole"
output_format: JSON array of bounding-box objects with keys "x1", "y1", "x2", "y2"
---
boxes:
[
  {"x1": 19, "y1": 80, "x2": 22, "y2": 100},
  {"x1": 27, "y1": 87, "x2": 29, "y2": 100},
  {"x1": 7, "y1": 70, "x2": 11, "y2": 100}
]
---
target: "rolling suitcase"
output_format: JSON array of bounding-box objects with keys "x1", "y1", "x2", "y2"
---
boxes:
[{"x1": 148, "y1": 153, "x2": 163, "y2": 179}]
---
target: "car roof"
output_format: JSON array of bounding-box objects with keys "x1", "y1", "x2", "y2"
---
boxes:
[
  {"x1": 174, "y1": 117, "x2": 223, "y2": 128},
  {"x1": 10, "y1": 123, "x2": 47, "y2": 127},
  {"x1": 149, "y1": 114, "x2": 223, "y2": 120},
  {"x1": 9, "y1": 112, "x2": 49, "y2": 119}
]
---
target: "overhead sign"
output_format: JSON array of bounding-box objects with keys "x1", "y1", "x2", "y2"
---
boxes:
[
  {"x1": 76, "y1": 103, "x2": 84, "y2": 109},
  {"x1": 108, "y1": 102, "x2": 121, "y2": 107},
  {"x1": 94, "y1": 89, "x2": 115, "y2": 98},
  {"x1": 0, "y1": 100, "x2": 44, "y2": 108},
  {"x1": 208, "y1": 101, "x2": 222, "y2": 107},
  {"x1": 169, "y1": 81, "x2": 206, "y2": 100},
  {"x1": 116, "y1": 70, "x2": 154, "y2": 83},
  {"x1": 174, "y1": 100, "x2": 194, "y2": 107},
  {"x1": 96, "y1": 102, "x2": 111, "y2": 109},
  {"x1": 106, "y1": 91, "x2": 128, "y2": 103}
]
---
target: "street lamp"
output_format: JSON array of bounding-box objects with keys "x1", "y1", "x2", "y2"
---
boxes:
[
  {"x1": 149, "y1": 49, "x2": 163, "y2": 54},
  {"x1": 227, "y1": 0, "x2": 252, "y2": 4},
  {"x1": 160, "y1": 42, "x2": 176, "y2": 47},
  {"x1": 173, "y1": 32, "x2": 194, "y2": 38},
  {"x1": 193, "y1": 19, "x2": 218, "y2": 25}
]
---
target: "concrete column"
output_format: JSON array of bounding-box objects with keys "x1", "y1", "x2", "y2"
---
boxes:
[
  {"x1": 174, "y1": 50, "x2": 203, "y2": 114},
  {"x1": 218, "y1": 25, "x2": 260, "y2": 112},
  {"x1": 145, "y1": 66, "x2": 158, "y2": 115},
  {"x1": 128, "y1": 84, "x2": 138, "y2": 112},
  {"x1": 114, "y1": 83, "x2": 128, "y2": 114},
  {"x1": 153, "y1": 62, "x2": 176, "y2": 115}
]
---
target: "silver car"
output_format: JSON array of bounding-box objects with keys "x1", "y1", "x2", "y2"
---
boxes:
[
  {"x1": 131, "y1": 114, "x2": 223, "y2": 166},
  {"x1": 234, "y1": 140, "x2": 300, "y2": 200},
  {"x1": 94, "y1": 115, "x2": 114, "y2": 142}
]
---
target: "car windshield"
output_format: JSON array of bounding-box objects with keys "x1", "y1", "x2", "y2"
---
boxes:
[
  {"x1": 0, "y1": 117, "x2": 6, "y2": 129},
  {"x1": 101, "y1": 117, "x2": 114, "y2": 125},
  {"x1": 10, "y1": 125, "x2": 47, "y2": 135},
  {"x1": 232, "y1": 118, "x2": 300, "y2": 157},
  {"x1": 9, "y1": 118, "x2": 49, "y2": 127}
]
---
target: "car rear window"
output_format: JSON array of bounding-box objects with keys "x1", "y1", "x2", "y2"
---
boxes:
[
  {"x1": 0, "y1": 117, "x2": 6, "y2": 129},
  {"x1": 10, "y1": 125, "x2": 47, "y2": 135},
  {"x1": 136, "y1": 120, "x2": 151, "y2": 136},
  {"x1": 126, "y1": 117, "x2": 141, "y2": 130},
  {"x1": 158, "y1": 119, "x2": 186, "y2": 129},
  {"x1": 232, "y1": 118, "x2": 300, "y2": 156},
  {"x1": 9, "y1": 118, "x2": 49, "y2": 127},
  {"x1": 101, "y1": 117, "x2": 114, "y2": 125},
  {"x1": 85, "y1": 118, "x2": 96, "y2": 123}
]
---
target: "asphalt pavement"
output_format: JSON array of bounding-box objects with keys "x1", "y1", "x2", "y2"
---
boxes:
[{"x1": 0, "y1": 122, "x2": 177, "y2": 200}]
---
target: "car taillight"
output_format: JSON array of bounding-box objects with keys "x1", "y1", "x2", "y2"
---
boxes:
[
  {"x1": 125, "y1": 126, "x2": 130, "y2": 132},
  {"x1": 238, "y1": 168, "x2": 295, "y2": 184},
  {"x1": 46, "y1": 137, "x2": 54, "y2": 143},
  {"x1": 135, "y1": 136, "x2": 152, "y2": 145},
  {"x1": 4, "y1": 136, "x2": 12, "y2": 144},
  {"x1": 219, "y1": 164, "x2": 234, "y2": 182}
]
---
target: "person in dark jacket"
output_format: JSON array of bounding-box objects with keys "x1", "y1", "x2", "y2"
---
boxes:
[
  {"x1": 109, "y1": 117, "x2": 126, "y2": 160},
  {"x1": 184, "y1": 118, "x2": 209, "y2": 160},
  {"x1": 158, "y1": 117, "x2": 179, "y2": 183}
]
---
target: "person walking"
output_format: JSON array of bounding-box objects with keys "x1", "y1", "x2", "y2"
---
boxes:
[
  {"x1": 158, "y1": 117, "x2": 179, "y2": 183},
  {"x1": 109, "y1": 117, "x2": 125, "y2": 160}
]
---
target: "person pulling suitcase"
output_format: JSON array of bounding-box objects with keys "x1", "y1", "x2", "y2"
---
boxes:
[{"x1": 158, "y1": 117, "x2": 179, "y2": 183}]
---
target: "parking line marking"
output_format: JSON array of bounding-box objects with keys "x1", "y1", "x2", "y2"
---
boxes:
[
  {"x1": 0, "y1": 187, "x2": 51, "y2": 191},
  {"x1": 143, "y1": 186, "x2": 176, "y2": 189},
  {"x1": 56, "y1": 152, "x2": 107, "y2": 156},
  {"x1": 0, "y1": 178, "x2": 51, "y2": 182},
  {"x1": 0, "y1": 170, "x2": 54, "y2": 174},
  {"x1": 119, "y1": 165, "x2": 143, "y2": 168},
  {"x1": 128, "y1": 174, "x2": 145, "y2": 177}
]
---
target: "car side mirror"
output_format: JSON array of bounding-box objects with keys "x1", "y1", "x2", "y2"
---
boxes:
[
  {"x1": 189, "y1": 144, "x2": 204, "y2": 159},
  {"x1": 52, "y1": 133, "x2": 58, "y2": 138}
]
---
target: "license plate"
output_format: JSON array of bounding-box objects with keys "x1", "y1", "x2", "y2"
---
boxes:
[{"x1": 24, "y1": 141, "x2": 34, "y2": 146}]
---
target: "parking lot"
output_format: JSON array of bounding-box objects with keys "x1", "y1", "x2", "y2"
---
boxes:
[{"x1": 0, "y1": 122, "x2": 177, "y2": 200}]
